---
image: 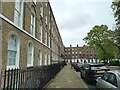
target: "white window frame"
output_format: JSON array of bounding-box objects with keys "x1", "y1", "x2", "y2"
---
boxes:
[
  {"x1": 72, "y1": 55, "x2": 74, "y2": 59},
  {"x1": 48, "y1": 22, "x2": 50, "y2": 30},
  {"x1": 44, "y1": 31, "x2": 47, "y2": 45},
  {"x1": 45, "y1": 16, "x2": 47, "y2": 24},
  {"x1": 32, "y1": 0, "x2": 36, "y2": 5},
  {"x1": 48, "y1": 52, "x2": 50, "y2": 65},
  {"x1": 76, "y1": 52, "x2": 77, "y2": 54},
  {"x1": 72, "y1": 52, "x2": 74, "y2": 54},
  {"x1": 44, "y1": 51, "x2": 47, "y2": 65},
  {"x1": 49, "y1": 10, "x2": 50, "y2": 15},
  {"x1": 27, "y1": 42, "x2": 34, "y2": 67},
  {"x1": 38, "y1": 49, "x2": 42, "y2": 65},
  {"x1": 76, "y1": 56, "x2": 78, "y2": 59},
  {"x1": 45, "y1": 2, "x2": 47, "y2": 7},
  {"x1": 39, "y1": 19, "x2": 42, "y2": 42},
  {"x1": 30, "y1": 14, "x2": 35, "y2": 37},
  {"x1": 49, "y1": 35, "x2": 50, "y2": 48},
  {"x1": 40, "y1": 4, "x2": 43, "y2": 17},
  {"x1": 14, "y1": 0, "x2": 24, "y2": 28},
  {"x1": 7, "y1": 34, "x2": 20, "y2": 70}
]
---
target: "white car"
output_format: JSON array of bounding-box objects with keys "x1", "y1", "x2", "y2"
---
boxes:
[{"x1": 96, "y1": 70, "x2": 120, "y2": 90}]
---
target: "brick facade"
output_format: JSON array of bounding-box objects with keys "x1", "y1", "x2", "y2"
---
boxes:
[
  {"x1": 0, "y1": 0, "x2": 64, "y2": 70},
  {"x1": 65, "y1": 44, "x2": 99, "y2": 63}
]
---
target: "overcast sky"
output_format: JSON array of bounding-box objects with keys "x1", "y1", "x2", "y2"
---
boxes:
[{"x1": 49, "y1": 0, "x2": 115, "y2": 47}]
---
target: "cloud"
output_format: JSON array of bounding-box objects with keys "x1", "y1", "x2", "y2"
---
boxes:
[
  {"x1": 60, "y1": 26, "x2": 92, "y2": 47},
  {"x1": 50, "y1": 0, "x2": 115, "y2": 47},
  {"x1": 59, "y1": 12, "x2": 93, "y2": 30}
]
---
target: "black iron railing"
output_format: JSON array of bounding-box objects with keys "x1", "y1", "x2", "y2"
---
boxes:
[{"x1": 1, "y1": 61, "x2": 66, "y2": 89}]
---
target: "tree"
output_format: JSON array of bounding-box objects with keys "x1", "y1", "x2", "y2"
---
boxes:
[
  {"x1": 111, "y1": 0, "x2": 120, "y2": 25},
  {"x1": 111, "y1": 0, "x2": 120, "y2": 57},
  {"x1": 83, "y1": 25, "x2": 117, "y2": 63},
  {"x1": 111, "y1": 1, "x2": 120, "y2": 59}
]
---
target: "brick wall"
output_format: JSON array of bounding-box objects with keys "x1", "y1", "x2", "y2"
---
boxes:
[{"x1": 1, "y1": 1, "x2": 64, "y2": 70}]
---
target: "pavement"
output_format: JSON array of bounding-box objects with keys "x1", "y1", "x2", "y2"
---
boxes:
[{"x1": 44, "y1": 64, "x2": 88, "y2": 89}]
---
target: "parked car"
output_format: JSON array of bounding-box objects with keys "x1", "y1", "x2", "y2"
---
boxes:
[
  {"x1": 73, "y1": 62, "x2": 84, "y2": 72},
  {"x1": 96, "y1": 70, "x2": 120, "y2": 90},
  {"x1": 80, "y1": 63, "x2": 110, "y2": 83}
]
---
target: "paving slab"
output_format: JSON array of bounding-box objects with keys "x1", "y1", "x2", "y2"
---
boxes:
[{"x1": 45, "y1": 64, "x2": 88, "y2": 89}]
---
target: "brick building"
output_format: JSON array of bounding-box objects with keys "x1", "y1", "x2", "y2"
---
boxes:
[
  {"x1": 0, "y1": 0, "x2": 64, "y2": 70},
  {"x1": 65, "y1": 44, "x2": 99, "y2": 63}
]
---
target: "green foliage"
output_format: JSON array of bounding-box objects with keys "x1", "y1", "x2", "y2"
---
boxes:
[
  {"x1": 83, "y1": 25, "x2": 117, "y2": 61},
  {"x1": 84, "y1": 25, "x2": 109, "y2": 47},
  {"x1": 111, "y1": 1, "x2": 120, "y2": 57},
  {"x1": 111, "y1": 1, "x2": 120, "y2": 25},
  {"x1": 109, "y1": 60, "x2": 120, "y2": 66}
]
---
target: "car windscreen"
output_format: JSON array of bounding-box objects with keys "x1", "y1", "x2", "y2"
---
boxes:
[
  {"x1": 90, "y1": 64, "x2": 107, "y2": 70},
  {"x1": 91, "y1": 64, "x2": 105, "y2": 67}
]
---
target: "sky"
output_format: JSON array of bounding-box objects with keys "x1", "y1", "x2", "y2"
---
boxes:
[{"x1": 49, "y1": 0, "x2": 115, "y2": 47}]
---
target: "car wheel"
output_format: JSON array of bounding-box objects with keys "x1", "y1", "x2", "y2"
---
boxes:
[
  {"x1": 85, "y1": 74, "x2": 90, "y2": 83},
  {"x1": 96, "y1": 83, "x2": 100, "y2": 90},
  {"x1": 96, "y1": 87, "x2": 100, "y2": 90}
]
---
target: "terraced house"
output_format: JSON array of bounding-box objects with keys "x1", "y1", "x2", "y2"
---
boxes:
[
  {"x1": 0, "y1": 0, "x2": 64, "y2": 71},
  {"x1": 65, "y1": 44, "x2": 99, "y2": 63}
]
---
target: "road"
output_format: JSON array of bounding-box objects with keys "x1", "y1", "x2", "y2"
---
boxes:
[
  {"x1": 108, "y1": 66, "x2": 120, "y2": 70},
  {"x1": 83, "y1": 79, "x2": 96, "y2": 90},
  {"x1": 76, "y1": 72, "x2": 96, "y2": 90}
]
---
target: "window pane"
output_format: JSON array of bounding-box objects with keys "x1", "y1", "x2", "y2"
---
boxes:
[
  {"x1": 28, "y1": 56, "x2": 30, "y2": 64},
  {"x1": 30, "y1": 15, "x2": 35, "y2": 36},
  {"x1": 45, "y1": 16, "x2": 47, "y2": 24},
  {"x1": 12, "y1": 51, "x2": 17, "y2": 58},
  {"x1": 28, "y1": 42, "x2": 33, "y2": 65},
  {"x1": 40, "y1": 5, "x2": 43, "y2": 17},
  {"x1": 7, "y1": 35, "x2": 17, "y2": 66},
  {"x1": 8, "y1": 58, "x2": 12, "y2": 65},
  {"x1": 31, "y1": 15, "x2": 35, "y2": 26},
  {"x1": 28, "y1": 53, "x2": 32, "y2": 64},
  {"x1": 38, "y1": 50, "x2": 41, "y2": 65},
  {"x1": 15, "y1": 2, "x2": 21, "y2": 12},
  {"x1": 31, "y1": 15, "x2": 34, "y2": 25},
  {"x1": 8, "y1": 51, "x2": 12, "y2": 58},
  {"x1": 107, "y1": 74, "x2": 117, "y2": 87},
  {"x1": 8, "y1": 57, "x2": 16, "y2": 66},
  {"x1": 12, "y1": 58, "x2": 16, "y2": 65},
  {"x1": 32, "y1": 0, "x2": 36, "y2": 4},
  {"x1": 102, "y1": 73, "x2": 109, "y2": 81},
  {"x1": 14, "y1": 0, "x2": 22, "y2": 27},
  {"x1": 49, "y1": 23, "x2": 50, "y2": 29},
  {"x1": 31, "y1": 25, "x2": 34, "y2": 35},
  {"x1": 14, "y1": 10, "x2": 18, "y2": 24},
  {"x1": 14, "y1": 10, "x2": 20, "y2": 26}
]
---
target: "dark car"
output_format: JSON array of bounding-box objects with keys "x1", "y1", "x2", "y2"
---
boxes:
[
  {"x1": 73, "y1": 62, "x2": 83, "y2": 72},
  {"x1": 80, "y1": 63, "x2": 110, "y2": 83}
]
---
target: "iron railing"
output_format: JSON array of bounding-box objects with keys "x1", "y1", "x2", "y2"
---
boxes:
[{"x1": 1, "y1": 61, "x2": 66, "y2": 89}]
